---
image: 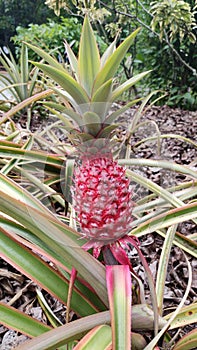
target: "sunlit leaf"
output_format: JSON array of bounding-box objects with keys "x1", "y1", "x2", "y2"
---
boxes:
[
  {"x1": 172, "y1": 329, "x2": 197, "y2": 350},
  {"x1": 111, "y1": 71, "x2": 151, "y2": 102},
  {"x1": 106, "y1": 265, "x2": 131, "y2": 350},
  {"x1": 78, "y1": 16, "x2": 100, "y2": 96},
  {"x1": 73, "y1": 325, "x2": 112, "y2": 350},
  {"x1": 0, "y1": 302, "x2": 51, "y2": 337},
  {"x1": 30, "y1": 62, "x2": 89, "y2": 105},
  {"x1": 94, "y1": 28, "x2": 141, "y2": 91}
]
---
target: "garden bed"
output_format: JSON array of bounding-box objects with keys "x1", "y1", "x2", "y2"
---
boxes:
[{"x1": 0, "y1": 104, "x2": 196, "y2": 349}]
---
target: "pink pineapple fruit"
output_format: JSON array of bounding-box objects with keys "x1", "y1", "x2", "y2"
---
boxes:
[{"x1": 72, "y1": 140, "x2": 133, "y2": 245}]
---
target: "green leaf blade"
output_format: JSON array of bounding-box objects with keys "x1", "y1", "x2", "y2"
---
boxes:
[
  {"x1": 0, "y1": 302, "x2": 51, "y2": 337},
  {"x1": 64, "y1": 40, "x2": 79, "y2": 79},
  {"x1": 0, "y1": 227, "x2": 98, "y2": 316},
  {"x1": 78, "y1": 16, "x2": 100, "y2": 97},
  {"x1": 31, "y1": 62, "x2": 89, "y2": 106},
  {"x1": 94, "y1": 27, "x2": 141, "y2": 91},
  {"x1": 106, "y1": 265, "x2": 131, "y2": 350},
  {"x1": 165, "y1": 303, "x2": 197, "y2": 330},
  {"x1": 11, "y1": 311, "x2": 111, "y2": 350},
  {"x1": 172, "y1": 329, "x2": 197, "y2": 350},
  {"x1": 25, "y1": 42, "x2": 66, "y2": 71},
  {"x1": 73, "y1": 325, "x2": 112, "y2": 350},
  {"x1": 0, "y1": 182, "x2": 108, "y2": 306},
  {"x1": 111, "y1": 71, "x2": 151, "y2": 102},
  {"x1": 130, "y1": 202, "x2": 197, "y2": 241}
]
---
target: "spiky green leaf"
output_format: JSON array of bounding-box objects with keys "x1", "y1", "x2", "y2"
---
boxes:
[
  {"x1": 106, "y1": 265, "x2": 131, "y2": 350},
  {"x1": 64, "y1": 40, "x2": 79, "y2": 79},
  {"x1": 111, "y1": 71, "x2": 151, "y2": 102},
  {"x1": 25, "y1": 42, "x2": 66, "y2": 71},
  {"x1": 31, "y1": 62, "x2": 89, "y2": 105},
  {"x1": 94, "y1": 28, "x2": 141, "y2": 91},
  {"x1": 105, "y1": 99, "x2": 142, "y2": 124},
  {"x1": 78, "y1": 16, "x2": 100, "y2": 97},
  {"x1": 73, "y1": 325, "x2": 112, "y2": 349},
  {"x1": 0, "y1": 302, "x2": 51, "y2": 337},
  {"x1": 100, "y1": 40, "x2": 116, "y2": 68}
]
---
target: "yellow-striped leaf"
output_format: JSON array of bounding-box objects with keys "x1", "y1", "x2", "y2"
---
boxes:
[
  {"x1": 94, "y1": 28, "x2": 140, "y2": 92},
  {"x1": 31, "y1": 62, "x2": 89, "y2": 106},
  {"x1": 78, "y1": 16, "x2": 100, "y2": 97}
]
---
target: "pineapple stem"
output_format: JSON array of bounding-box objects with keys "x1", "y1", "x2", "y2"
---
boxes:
[{"x1": 103, "y1": 246, "x2": 119, "y2": 265}]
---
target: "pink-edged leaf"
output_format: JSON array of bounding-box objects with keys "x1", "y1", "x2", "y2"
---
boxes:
[
  {"x1": 106, "y1": 265, "x2": 131, "y2": 350},
  {"x1": 125, "y1": 235, "x2": 159, "y2": 336},
  {"x1": 172, "y1": 328, "x2": 197, "y2": 350},
  {"x1": 0, "y1": 302, "x2": 51, "y2": 337},
  {"x1": 0, "y1": 226, "x2": 98, "y2": 316},
  {"x1": 0, "y1": 89, "x2": 53, "y2": 124},
  {"x1": 0, "y1": 188, "x2": 108, "y2": 306},
  {"x1": 66, "y1": 268, "x2": 78, "y2": 323},
  {"x1": 12, "y1": 311, "x2": 111, "y2": 350},
  {"x1": 73, "y1": 325, "x2": 112, "y2": 349}
]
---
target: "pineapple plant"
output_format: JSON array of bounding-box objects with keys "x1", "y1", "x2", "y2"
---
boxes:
[
  {"x1": 0, "y1": 18, "x2": 169, "y2": 349},
  {"x1": 26, "y1": 16, "x2": 150, "y2": 245}
]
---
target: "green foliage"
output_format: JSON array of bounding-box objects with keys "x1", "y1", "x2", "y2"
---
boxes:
[
  {"x1": 2, "y1": 0, "x2": 196, "y2": 109},
  {"x1": 45, "y1": 0, "x2": 70, "y2": 15},
  {"x1": 99, "y1": 0, "x2": 197, "y2": 110},
  {"x1": 12, "y1": 17, "x2": 82, "y2": 61},
  {"x1": 43, "y1": 0, "x2": 197, "y2": 109},
  {"x1": 150, "y1": 0, "x2": 196, "y2": 42},
  {"x1": 134, "y1": 28, "x2": 197, "y2": 110},
  {"x1": 0, "y1": 43, "x2": 47, "y2": 124},
  {"x1": 12, "y1": 17, "x2": 107, "y2": 62},
  {"x1": 0, "y1": 100, "x2": 197, "y2": 348}
]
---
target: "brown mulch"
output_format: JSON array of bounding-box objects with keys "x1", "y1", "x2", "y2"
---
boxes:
[{"x1": 0, "y1": 105, "x2": 197, "y2": 349}]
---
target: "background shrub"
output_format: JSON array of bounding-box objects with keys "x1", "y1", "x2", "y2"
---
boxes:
[{"x1": 12, "y1": 17, "x2": 107, "y2": 62}]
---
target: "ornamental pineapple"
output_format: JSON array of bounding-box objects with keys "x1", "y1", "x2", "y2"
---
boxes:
[{"x1": 27, "y1": 17, "x2": 148, "y2": 243}]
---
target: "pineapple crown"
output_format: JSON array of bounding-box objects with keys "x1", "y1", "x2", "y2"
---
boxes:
[{"x1": 26, "y1": 17, "x2": 151, "y2": 142}]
